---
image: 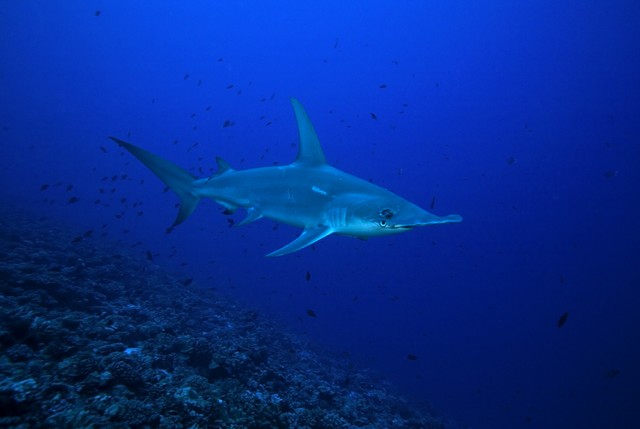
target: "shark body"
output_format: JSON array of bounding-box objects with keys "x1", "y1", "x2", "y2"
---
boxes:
[{"x1": 111, "y1": 98, "x2": 461, "y2": 256}]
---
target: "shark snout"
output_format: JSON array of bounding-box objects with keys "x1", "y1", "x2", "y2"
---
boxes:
[{"x1": 401, "y1": 213, "x2": 463, "y2": 228}]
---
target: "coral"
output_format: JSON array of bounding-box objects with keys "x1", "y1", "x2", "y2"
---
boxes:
[
  {"x1": 56, "y1": 352, "x2": 99, "y2": 381},
  {"x1": 0, "y1": 212, "x2": 455, "y2": 429},
  {"x1": 5, "y1": 344, "x2": 34, "y2": 363},
  {"x1": 107, "y1": 360, "x2": 145, "y2": 391},
  {"x1": 106, "y1": 399, "x2": 160, "y2": 427},
  {"x1": 3, "y1": 377, "x2": 37, "y2": 403}
]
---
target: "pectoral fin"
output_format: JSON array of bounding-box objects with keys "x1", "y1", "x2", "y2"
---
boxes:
[{"x1": 266, "y1": 226, "x2": 333, "y2": 257}]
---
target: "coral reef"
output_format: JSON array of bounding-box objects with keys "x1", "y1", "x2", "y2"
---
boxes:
[{"x1": 0, "y1": 213, "x2": 452, "y2": 428}]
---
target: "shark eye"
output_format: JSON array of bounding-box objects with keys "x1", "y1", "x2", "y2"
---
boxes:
[
  {"x1": 379, "y1": 220, "x2": 388, "y2": 227},
  {"x1": 379, "y1": 208, "x2": 394, "y2": 219}
]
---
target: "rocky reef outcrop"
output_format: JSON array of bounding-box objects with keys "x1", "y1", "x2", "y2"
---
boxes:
[{"x1": 0, "y1": 212, "x2": 451, "y2": 428}]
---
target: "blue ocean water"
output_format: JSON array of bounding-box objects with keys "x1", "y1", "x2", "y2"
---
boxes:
[{"x1": 1, "y1": 1, "x2": 638, "y2": 427}]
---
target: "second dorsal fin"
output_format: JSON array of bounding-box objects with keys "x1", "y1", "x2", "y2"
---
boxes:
[{"x1": 215, "y1": 156, "x2": 234, "y2": 174}]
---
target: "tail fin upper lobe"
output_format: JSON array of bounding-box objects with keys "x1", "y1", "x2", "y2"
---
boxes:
[{"x1": 110, "y1": 137, "x2": 200, "y2": 226}]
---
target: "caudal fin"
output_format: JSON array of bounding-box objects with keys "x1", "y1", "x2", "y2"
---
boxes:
[{"x1": 110, "y1": 137, "x2": 200, "y2": 226}]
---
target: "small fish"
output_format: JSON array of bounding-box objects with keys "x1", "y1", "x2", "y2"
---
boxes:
[
  {"x1": 557, "y1": 311, "x2": 569, "y2": 328},
  {"x1": 39, "y1": 184, "x2": 49, "y2": 191},
  {"x1": 95, "y1": 10, "x2": 101, "y2": 17},
  {"x1": 99, "y1": 146, "x2": 107, "y2": 153},
  {"x1": 67, "y1": 196, "x2": 79, "y2": 204},
  {"x1": 146, "y1": 250, "x2": 153, "y2": 261},
  {"x1": 66, "y1": 184, "x2": 74, "y2": 191},
  {"x1": 604, "y1": 369, "x2": 620, "y2": 379},
  {"x1": 71, "y1": 236, "x2": 83, "y2": 243},
  {"x1": 306, "y1": 309, "x2": 317, "y2": 318},
  {"x1": 430, "y1": 195, "x2": 436, "y2": 209},
  {"x1": 184, "y1": 73, "x2": 190, "y2": 80},
  {"x1": 226, "y1": 84, "x2": 234, "y2": 89},
  {"x1": 370, "y1": 112, "x2": 377, "y2": 120},
  {"x1": 333, "y1": 38, "x2": 339, "y2": 49},
  {"x1": 223, "y1": 120, "x2": 234, "y2": 128},
  {"x1": 379, "y1": 84, "x2": 387, "y2": 89},
  {"x1": 182, "y1": 278, "x2": 193, "y2": 286},
  {"x1": 406, "y1": 354, "x2": 418, "y2": 361},
  {"x1": 83, "y1": 230, "x2": 94, "y2": 237},
  {"x1": 305, "y1": 271, "x2": 311, "y2": 281}
]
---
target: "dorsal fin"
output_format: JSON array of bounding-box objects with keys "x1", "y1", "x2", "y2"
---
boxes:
[
  {"x1": 215, "y1": 156, "x2": 234, "y2": 174},
  {"x1": 290, "y1": 98, "x2": 327, "y2": 167},
  {"x1": 206, "y1": 157, "x2": 234, "y2": 184}
]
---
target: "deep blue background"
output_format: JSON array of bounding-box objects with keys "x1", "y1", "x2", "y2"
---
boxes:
[{"x1": 1, "y1": 2, "x2": 639, "y2": 428}]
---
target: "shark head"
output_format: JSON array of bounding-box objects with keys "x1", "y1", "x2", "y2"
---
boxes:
[{"x1": 333, "y1": 193, "x2": 463, "y2": 238}]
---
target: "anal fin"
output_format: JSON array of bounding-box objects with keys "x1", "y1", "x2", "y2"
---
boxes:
[
  {"x1": 266, "y1": 226, "x2": 333, "y2": 257},
  {"x1": 216, "y1": 200, "x2": 238, "y2": 215}
]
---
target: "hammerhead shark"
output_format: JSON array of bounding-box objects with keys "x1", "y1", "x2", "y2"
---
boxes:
[{"x1": 111, "y1": 98, "x2": 461, "y2": 256}]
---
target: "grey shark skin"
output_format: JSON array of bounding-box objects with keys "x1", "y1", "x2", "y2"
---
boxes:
[{"x1": 110, "y1": 98, "x2": 462, "y2": 256}]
